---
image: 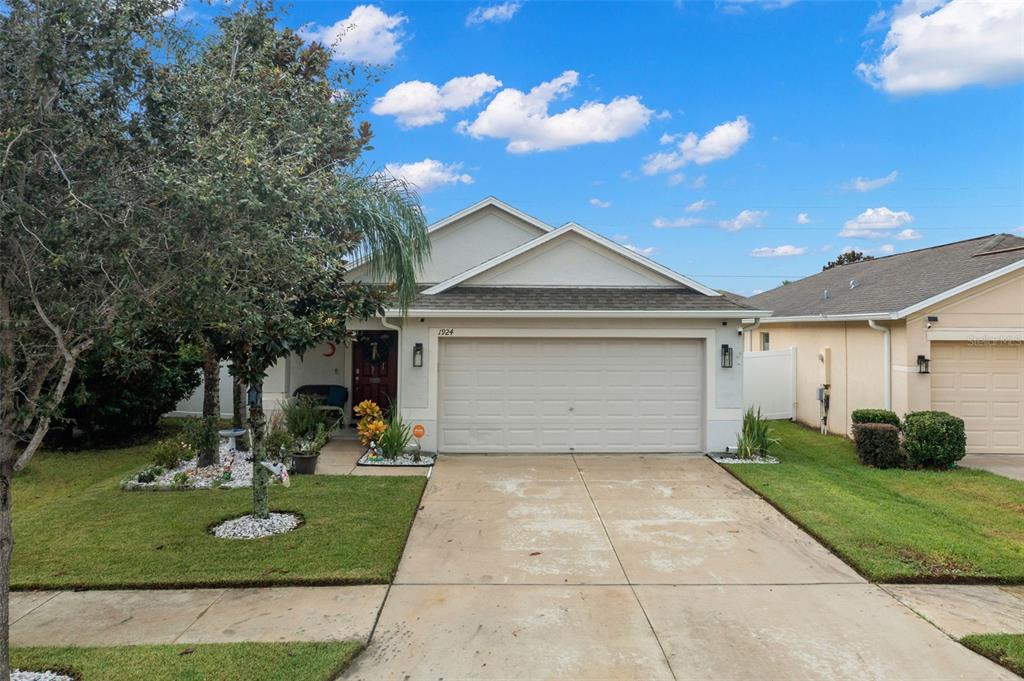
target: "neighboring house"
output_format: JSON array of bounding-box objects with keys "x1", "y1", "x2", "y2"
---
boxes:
[
  {"x1": 251, "y1": 197, "x2": 768, "y2": 453},
  {"x1": 745, "y1": 235, "x2": 1024, "y2": 454}
]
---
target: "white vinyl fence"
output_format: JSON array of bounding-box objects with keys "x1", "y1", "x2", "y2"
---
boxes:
[{"x1": 743, "y1": 347, "x2": 796, "y2": 420}]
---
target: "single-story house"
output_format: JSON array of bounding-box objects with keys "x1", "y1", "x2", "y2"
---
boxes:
[
  {"x1": 745, "y1": 234, "x2": 1024, "y2": 454},
  {"x1": 254, "y1": 197, "x2": 769, "y2": 454}
]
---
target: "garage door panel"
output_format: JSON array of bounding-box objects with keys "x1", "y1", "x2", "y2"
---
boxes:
[
  {"x1": 439, "y1": 338, "x2": 704, "y2": 453},
  {"x1": 931, "y1": 341, "x2": 1023, "y2": 454}
]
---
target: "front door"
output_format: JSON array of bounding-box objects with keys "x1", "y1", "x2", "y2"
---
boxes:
[{"x1": 351, "y1": 331, "x2": 398, "y2": 417}]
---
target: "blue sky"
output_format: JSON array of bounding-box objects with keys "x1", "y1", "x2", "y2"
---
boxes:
[{"x1": 176, "y1": 1, "x2": 1024, "y2": 294}]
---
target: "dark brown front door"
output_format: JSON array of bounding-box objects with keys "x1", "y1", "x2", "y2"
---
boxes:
[{"x1": 351, "y1": 331, "x2": 398, "y2": 417}]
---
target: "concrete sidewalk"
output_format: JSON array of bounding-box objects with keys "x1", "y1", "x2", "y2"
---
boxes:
[{"x1": 10, "y1": 585, "x2": 385, "y2": 647}]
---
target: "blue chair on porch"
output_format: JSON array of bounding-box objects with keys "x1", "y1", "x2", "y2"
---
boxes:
[{"x1": 292, "y1": 384, "x2": 349, "y2": 428}]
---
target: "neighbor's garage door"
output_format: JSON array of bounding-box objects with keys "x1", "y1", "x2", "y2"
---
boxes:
[
  {"x1": 438, "y1": 338, "x2": 703, "y2": 453},
  {"x1": 931, "y1": 341, "x2": 1024, "y2": 454}
]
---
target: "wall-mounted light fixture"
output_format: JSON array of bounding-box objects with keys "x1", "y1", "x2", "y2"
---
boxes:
[
  {"x1": 721, "y1": 344, "x2": 733, "y2": 369},
  {"x1": 412, "y1": 342, "x2": 424, "y2": 368},
  {"x1": 916, "y1": 354, "x2": 930, "y2": 374}
]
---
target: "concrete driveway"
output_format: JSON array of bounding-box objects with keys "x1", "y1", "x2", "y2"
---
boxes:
[{"x1": 343, "y1": 454, "x2": 1013, "y2": 680}]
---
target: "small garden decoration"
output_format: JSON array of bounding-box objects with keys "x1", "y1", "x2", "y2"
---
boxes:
[
  {"x1": 711, "y1": 406, "x2": 780, "y2": 464},
  {"x1": 356, "y1": 400, "x2": 434, "y2": 467}
]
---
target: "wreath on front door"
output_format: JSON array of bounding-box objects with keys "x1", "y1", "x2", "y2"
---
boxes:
[{"x1": 357, "y1": 333, "x2": 393, "y2": 367}]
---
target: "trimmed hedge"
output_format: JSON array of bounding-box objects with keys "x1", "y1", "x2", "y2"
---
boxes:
[
  {"x1": 903, "y1": 411, "x2": 966, "y2": 469},
  {"x1": 851, "y1": 409, "x2": 901, "y2": 428},
  {"x1": 852, "y1": 423, "x2": 906, "y2": 469}
]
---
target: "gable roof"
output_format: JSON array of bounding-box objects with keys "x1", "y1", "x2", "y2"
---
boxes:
[
  {"x1": 422, "y1": 222, "x2": 721, "y2": 297},
  {"x1": 426, "y1": 196, "x2": 553, "y2": 236},
  {"x1": 749, "y1": 234, "x2": 1024, "y2": 321}
]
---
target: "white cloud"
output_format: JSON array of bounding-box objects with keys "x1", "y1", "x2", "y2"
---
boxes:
[
  {"x1": 686, "y1": 199, "x2": 714, "y2": 212},
  {"x1": 622, "y1": 243, "x2": 657, "y2": 256},
  {"x1": 895, "y1": 228, "x2": 922, "y2": 240},
  {"x1": 458, "y1": 71, "x2": 653, "y2": 153},
  {"x1": 372, "y1": 74, "x2": 502, "y2": 128},
  {"x1": 300, "y1": 5, "x2": 406, "y2": 64},
  {"x1": 589, "y1": 198, "x2": 612, "y2": 208},
  {"x1": 879, "y1": 243, "x2": 896, "y2": 254},
  {"x1": 652, "y1": 216, "x2": 702, "y2": 229},
  {"x1": 719, "y1": 209, "x2": 767, "y2": 232},
  {"x1": 750, "y1": 245, "x2": 807, "y2": 257},
  {"x1": 840, "y1": 206, "x2": 913, "y2": 238},
  {"x1": 796, "y1": 212, "x2": 811, "y2": 224},
  {"x1": 613, "y1": 235, "x2": 656, "y2": 256},
  {"x1": 857, "y1": 1, "x2": 1024, "y2": 94},
  {"x1": 642, "y1": 116, "x2": 751, "y2": 175},
  {"x1": 845, "y1": 170, "x2": 898, "y2": 192},
  {"x1": 466, "y1": 2, "x2": 521, "y2": 26},
  {"x1": 1013, "y1": 225, "x2": 1024, "y2": 235},
  {"x1": 691, "y1": 175, "x2": 707, "y2": 189},
  {"x1": 383, "y1": 159, "x2": 473, "y2": 192},
  {"x1": 667, "y1": 173, "x2": 685, "y2": 187}
]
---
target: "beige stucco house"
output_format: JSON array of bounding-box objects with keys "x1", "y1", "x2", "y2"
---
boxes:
[
  {"x1": 745, "y1": 235, "x2": 1024, "y2": 454},
  {"x1": 238, "y1": 197, "x2": 769, "y2": 454}
]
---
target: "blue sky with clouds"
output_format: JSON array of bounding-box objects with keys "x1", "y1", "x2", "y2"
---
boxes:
[{"x1": 175, "y1": 1, "x2": 1024, "y2": 294}]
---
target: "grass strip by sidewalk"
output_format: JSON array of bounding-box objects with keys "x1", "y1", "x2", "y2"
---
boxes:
[
  {"x1": 12, "y1": 641, "x2": 363, "y2": 681},
  {"x1": 13, "y1": 442, "x2": 426, "y2": 590},
  {"x1": 961, "y1": 634, "x2": 1024, "y2": 677},
  {"x1": 724, "y1": 421, "x2": 1024, "y2": 583}
]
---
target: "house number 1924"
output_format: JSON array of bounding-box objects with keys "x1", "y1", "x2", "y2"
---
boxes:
[{"x1": 438, "y1": 328, "x2": 455, "y2": 336}]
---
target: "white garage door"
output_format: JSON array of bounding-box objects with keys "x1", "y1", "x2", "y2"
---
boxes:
[
  {"x1": 438, "y1": 338, "x2": 704, "y2": 453},
  {"x1": 931, "y1": 341, "x2": 1024, "y2": 454}
]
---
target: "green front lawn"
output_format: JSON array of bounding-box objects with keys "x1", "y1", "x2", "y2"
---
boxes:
[
  {"x1": 725, "y1": 421, "x2": 1024, "y2": 583},
  {"x1": 13, "y1": 441, "x2": 426, "y2": 590},
  {"x1": 12, "y1": 642, "x2": 363, "y2": 681},
  {"x1": 961, "y1": 634, "x2": 1024, "y2": 676}
]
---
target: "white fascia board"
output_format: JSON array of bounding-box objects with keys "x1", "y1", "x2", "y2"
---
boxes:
[
  {"x1": 348, "y1": 196, "x2": 554, "y2": 273},
  {"x1": 895, "y1": 258, "x2": 1024, "y2": 319},
  {"x1": 421, "y1": 222, "x2": 721, "y2": 296},
  {"x1": 388, "y1": 308, "x2": 771, "y2": 319},
  {"x1": 758, "y1": 312, "x2": 897, "y2": 324}
]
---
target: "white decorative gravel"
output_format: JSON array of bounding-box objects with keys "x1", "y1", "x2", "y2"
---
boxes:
[
  {"x1": 357, "y1": 451, "x2": 435, "y2": 467},
  {"x1": 124, "y1": 442, "x2": 281, "y2": 490},
  {"x1": 211, "y1": 512, "x2": 300, "y2": 539},
  {"x1": 13, "y1": 671, "x2": 73, "y2": 681},
  {"x1": 709, "y1": 454, "x2": 779, "y2": 464}
]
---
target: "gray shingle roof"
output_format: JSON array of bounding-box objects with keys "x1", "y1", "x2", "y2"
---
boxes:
[
  {"x1": 408, "y1": 287, "x2": 756, "y2": 312},
  {"x1": 748, "y1": 234, "x2": 1024, "y2": 318}
]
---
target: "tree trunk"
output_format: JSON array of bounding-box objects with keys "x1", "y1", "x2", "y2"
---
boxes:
[
  {"x1": 198, "y1": 340, "x2": 220, "y2": 468},
  {"x1": 0, "y1": 456, "x2": 13, "y2": 681},
  {"x1": 248, "y1": 381, "x2": 269, "y2": 519},
  {"x1": 232, "y1": 374, "x2": 248, "y2": 452}
]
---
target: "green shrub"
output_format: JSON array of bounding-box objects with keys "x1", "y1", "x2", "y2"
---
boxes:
[
  {"x1": 735, "y1": 407, "x2": 779, "y2": 459},
  {"x1": 182, "y1": 417, "x2": 219, "y2": 456},
  {"x1": 48, "y1": 335, "x2": 202, "y2": 447},
  {"x1": 902, "y1": 411, "x2": 966, "y2": 469},
  {"x1": 377, "y1": 412, "x2": 412, "y2": 459},
  {"x1": 151, "y1": 440, "x2": 191, "y2": 469},
  {"x1": 281, "y1": 397, "x2": 324, "y2": 440},
  {"x1": 851, "y1": 409, "x2": 901, "y2": 428},
  {"x1": 172, "y1": 471, "x2": 189, "y2": 486},
  {"x1": 135, "y1": 466, "x2": 164, "y2": 483},
  {"x1": 852, "y1": 423, "x2": 906, "y2": 468}
]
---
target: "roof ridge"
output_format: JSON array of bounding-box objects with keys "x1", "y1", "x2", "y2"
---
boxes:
[{"x1": 839, "y1": 233, "x2": 999, "y2": 265}]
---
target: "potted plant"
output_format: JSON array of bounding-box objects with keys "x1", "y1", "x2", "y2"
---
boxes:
[{"x1": 281, "y1": 396, "x2": 331, "y2": 474}]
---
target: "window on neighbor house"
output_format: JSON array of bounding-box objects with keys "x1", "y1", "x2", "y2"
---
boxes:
[{"x1": 760, "y1": 332, "x2": 770, "y2": 351}]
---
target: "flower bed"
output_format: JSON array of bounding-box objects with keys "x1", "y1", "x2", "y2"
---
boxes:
[
  {"x1": 13, "y1": 671, "x2": 73, "y2": 681},
  {"x1": 121, "y1": 442, "x2": 285, "y2": 491},
  {"x1": 709, "y1": 453, "x2": 779, "y2": 464},
  {"x1": 357, "y1": 449, "x2": 435, "y2": 467}
]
